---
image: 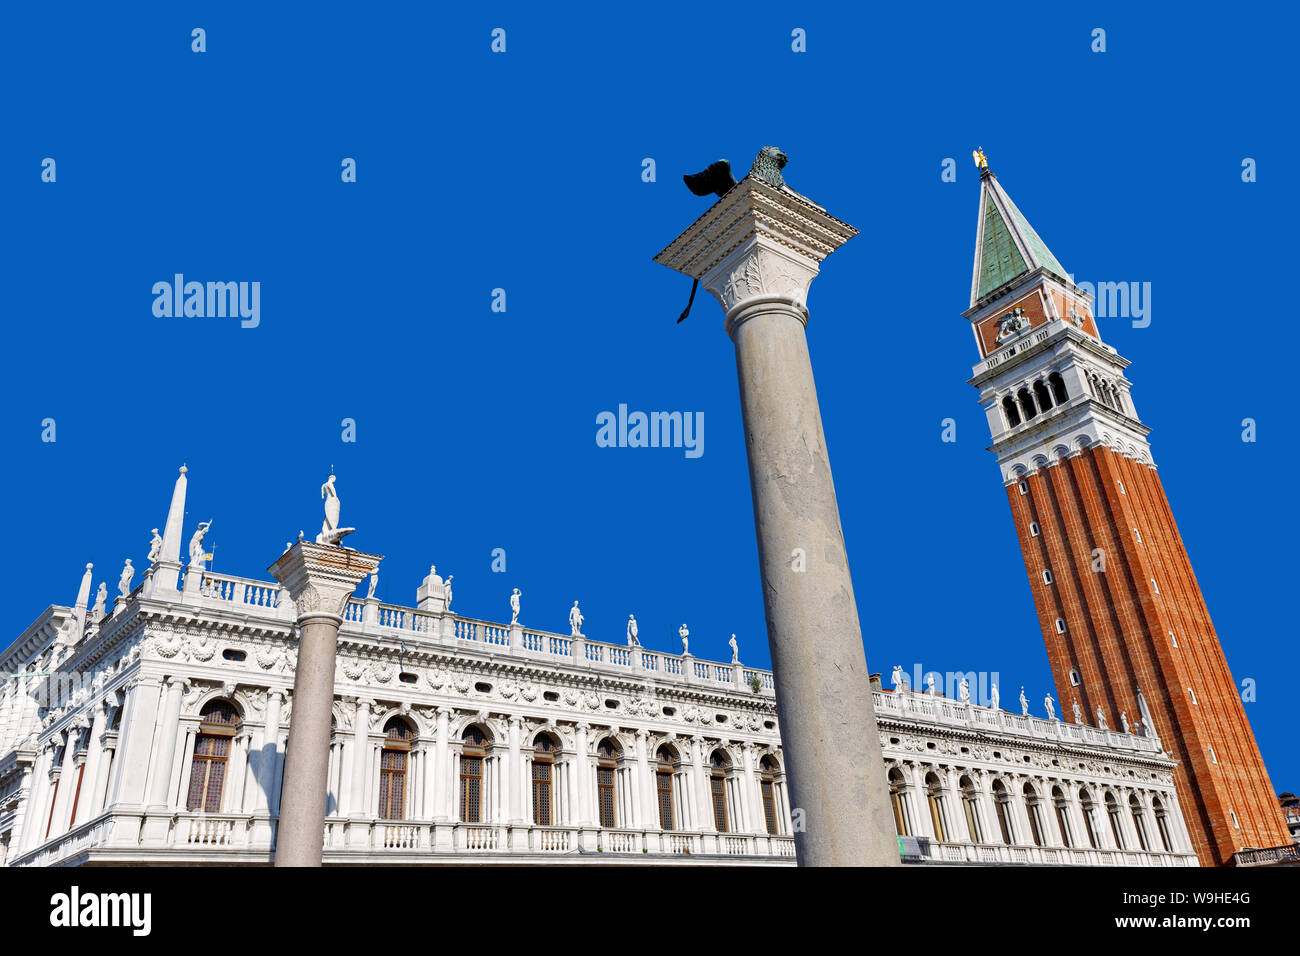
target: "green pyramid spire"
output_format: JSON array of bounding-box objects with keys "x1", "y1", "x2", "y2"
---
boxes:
[{"x1": 971, "y1": 169, "x2": 1069, "y2": 307}]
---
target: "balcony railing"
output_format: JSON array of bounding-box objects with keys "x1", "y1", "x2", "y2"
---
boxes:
[
  {"x1": 135, "y1": 567, "x2": 774, "y2": 696},
  {"x1": 902, "y1": 836, "x2": 1197, "y2": 867},
  {"x1": 873, "y1": 689, "x2": 1165, "y2": 754}
]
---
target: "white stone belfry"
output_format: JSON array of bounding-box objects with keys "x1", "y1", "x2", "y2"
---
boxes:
[{"x1": 655, "y1": 159, "x2": 899, "y2": 866}]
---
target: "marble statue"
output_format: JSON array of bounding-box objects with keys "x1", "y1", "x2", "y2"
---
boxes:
[
  {"x1": 147, "y1": 529, "x2": 162, "y2": 564},
  {"x1": 444, "y1": 575, "x2": 454, "y2": 611},
  {"x1": 509, "y1": 589, "x2": 521, "y2": 625},
  {"x1": 926, "y1": 673, "x2": 936, "y2": 696},
  {"x1": 958, "y1": 677, "x2": 970, "y2": 703},
  {"x1": 1121, "y1": 711, "x2": 1130, "y2": 734},
  {"x1": 92, "y1": 582, "x2": 107, "y2": 619},
  {"x1": 1073, "y1": 699, "x2": 1083, "y2": 724},
  {"x1": 679, "y1": 623, "x2": 689, "y2": 655},
  {"x1": 891, "y1": 665, "x2": 905, "y2": 691},
  {"x1": 117, "y1": 559, "x2": 134, "y2": 598},
  {"x1": 729, "y1": 634, "x2": 739, "y2": 664},
  {"x1": 1019, "y1": 686, "x2": 1029, "y2": 716},
  {"x1": 627, "y1": 615, "x2": 639, "y2": 647},
  {"x1": 366, "y1": 570, "x2": 378, "y2": 600},
  {"x1": 1044, "y1": 693, "x2": 1056, "y2": 721},
  {"x1": 990, "y1": 682, "x2": 1000, "y2": 710},
  {"x1": 317, "y1": 474, "x2": 355, "y2": 545},
  {"x1": 188, "y1": 521, "x2": 212, "y2": 567},
  {"x1": 569, "y1": 601, "x2": 583, "y2": 636},
  {"x1": 1096, "y1": 706, "x2": 1108, "y2": 730}
]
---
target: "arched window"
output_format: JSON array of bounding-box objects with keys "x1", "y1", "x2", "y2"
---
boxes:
[
  {"x1": 1052, "y1": 786, "x2": 1073, "y2": 848},
  {"x1": 1153, "y1": 797, "x2": 1173, "y2": 852},
  {"x1": 708, "y1": 749, "x2": 731, "y2": 833},
  {"x1": 1105, "y1": 792, "x2": 1125, "y2": 849},
  {"x1": 758, "y1": 755, "x2": 780, "y2": 835},
  {"x1": 379, "y1": 717, "x2": 414, "y2": 821},
  {"x1": 1129, "y1": 794, "x2": 1151, "y2": 851},
  {"x1": 459, "y1": 725, "x2": 488, "y2": 824},
  {"x1": 596, "y1": 738, "x2": 620, "y2": 828},
  {"x1": 1023, "y1": 783, "x2": 1045, "y2": 846},
  {"x1": 1029, "y1": 521, "x2": 1040, "y2": 537},
  {"x1": 992, "y1": 779, "x2": 1014, "y2": 844},
  {"x1": 1018, "y1": 388, "x2": 1037, "y2": 421},
  {"x1": 889, "y1": 768, "x2": 910, "y2": 837},
  {"x1": 960, "y1": 775, "x2": 982, "y2": 843},
  {"x1": 925, "y1": 772, "x2": 948, "y2": 842},
  {"x1": 1049, "y1": 372, "x2": 1068, "y2": 404},
  {"x1": 187, "y1": 699, "x2": 240, "y2": 813},
  {"x1": 1002, "y1": 396, "x2": 1022, "y2": 428},
  {"x1": 1079, "y1": 788, "x2": 1100, "y2": 849},
  {"x1": 1033, "y1": 379, "x2": 1053, "y2": 413},
  {"x1": 532, "y1": 733, "x2": 557, "y2": 826},
  {"x1": 653, "y1": 745, "x2": 679, "y2": 831}
]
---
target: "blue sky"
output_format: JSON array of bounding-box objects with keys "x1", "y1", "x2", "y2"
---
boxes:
[{"x1": 2, "y1": 4, "x2": 1295, "y2": 791}]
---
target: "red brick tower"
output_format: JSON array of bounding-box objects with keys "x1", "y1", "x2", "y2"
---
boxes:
[{"x1": 963, "y1": 158, "x2": 1290, "y2": 866}]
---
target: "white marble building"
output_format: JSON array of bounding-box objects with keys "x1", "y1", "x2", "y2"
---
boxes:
[{"x1": 0, "y1": 469, "x2": 1198, "y2": 866}]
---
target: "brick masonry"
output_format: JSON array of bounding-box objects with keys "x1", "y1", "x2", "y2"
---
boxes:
[{"x1": 1006, "y1": 447, "x2": 1291, "y2": 865}]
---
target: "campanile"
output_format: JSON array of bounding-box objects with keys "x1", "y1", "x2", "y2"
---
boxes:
[{"x1": 962, "y1": 155, "x2": 1290, "y2": 865}]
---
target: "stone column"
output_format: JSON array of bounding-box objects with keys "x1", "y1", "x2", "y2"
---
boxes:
[
  {"x1": 574, "y1": 723, "x2": 591, "y2": 825},
  {"x1": 76, "y1": 700, "x2": 109, "y2": 828},
  {"x1": 140, "y1": 677, "x2": 185, "y2": 844},
  {"x1": 346, "y1": 698, "x2": 372, "y2": 821},
  {"x1": 634, "y1": 730, "x2": 653, "y2": 828},
  {"x1": 268, "y1": 541, "x2": 381, "y2": 867},
  {"x1": 507, "y1": 717, "x2": 523, "y2": 824},
  {"x1": 655, "y1": 166, "x2": 897, "y2": 867},
  {"x1": 432, "y1": 708, "x2": 450, "y2": 822}
]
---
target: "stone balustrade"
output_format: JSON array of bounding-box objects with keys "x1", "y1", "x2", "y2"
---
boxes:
[
  {"x1": 9, "y1": 810, "x2": 796, "y2": 866},
  {"x1": 873, "y1": 688, "x2": 1164, "y2": 754},
  {"x1": 132, "y1": 566, "x2": 771, "y2": 698}
]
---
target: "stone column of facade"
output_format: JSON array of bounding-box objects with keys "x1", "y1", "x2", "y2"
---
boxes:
[
  {"x1": 268, "y1": 541, "x2": 381, "y2": 867},
  {"x1": 634, "y1": 730, "x2": 652, "y2": 829},
  {"x1": 507, "y1": 717, "x2": 523, "y2": 825},
  {"x1": 141, "y1": 677, "x2": 185, "y2": 843},
  {"x1": 432, "y1": 708, "x2": 450, "y2": 821},
  {"x1": 47, "y1": 730, "x2": 77, "y2": 839},
  {"x1": 108, "y1": 676, "x2": 161, "y2": 847},
  {"x1": 656, "y1": 168, "x2": 897, "y2": 867},
  {"x1": 75, "y1": 700, "x2": 109, "y2": 829},
  {"x1": 17, "y1": 749, "x2": 50, "y2": 855}
]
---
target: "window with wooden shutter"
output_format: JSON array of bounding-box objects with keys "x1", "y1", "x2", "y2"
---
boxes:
[
  {"x1": 597, "y1": 766, "x2": 616, "y2": 828},
  {"x1": 379, "y1": 718, "x2": 414, "y2": 821},
  {"x1": 187, "y1": 699, "x2": 239, "y2": 813},
  {"x1": 760, "y1": 756, "x2": 779, "y2": 835},
  {"x1": 595, "y1": 738, "x2": 620, "y2": 829},
  {"x1": 709, "y1": 749, "x2": 730, "y2": 833},
  {"x1": 532, "y1": 733, "x2": 556, "y2": 826},
  {"x1": 460, "y1": 725, "x2": 487, "y2": 823},
  {"x1": 532, "y1": 760, "x2": 552, "y2": 826}
]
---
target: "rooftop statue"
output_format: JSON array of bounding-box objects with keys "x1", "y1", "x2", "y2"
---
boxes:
[
  {"x1": 317, "y1": 473, "x2": 356, "y2": 545},
  {"x1": 189, "y1": 520, "x2": 212, "y2": 567}
]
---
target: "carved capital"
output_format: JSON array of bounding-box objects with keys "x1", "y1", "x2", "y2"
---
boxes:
[
  {"x1": 654, "y1": 175, "x2": 856, "y2": 335},
  {"x1": 267, "y1": 541, "x2": 382, "y2": 625}
]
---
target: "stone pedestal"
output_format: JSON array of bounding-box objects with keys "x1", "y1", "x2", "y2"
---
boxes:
[
  {"x1": 655, "y1": 169, "x2": 899, "y2": 867},
  {"x1": 268, "y1": 541, "x2": 382, "y2": 866}
]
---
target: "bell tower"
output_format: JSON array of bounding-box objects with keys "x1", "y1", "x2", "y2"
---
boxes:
[{"x1": 963, "y1": 155, "x2": 1290, "y2": 866}]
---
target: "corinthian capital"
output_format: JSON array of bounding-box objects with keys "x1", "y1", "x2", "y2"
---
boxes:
[{"x1": 654, "y1": 175, "x2": 857, "y2": 334}]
